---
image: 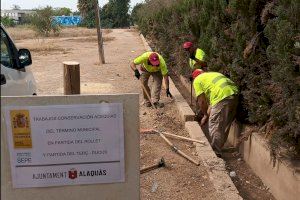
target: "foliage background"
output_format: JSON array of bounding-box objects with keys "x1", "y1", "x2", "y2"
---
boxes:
[
  {"x1": 133, "y1": 0, "x2": 300, "y2": 159},
  {"x1": 77, "y1": 0, "x2": 130, "y2": 28},
  {"x1": 29, "y1": 6, "x2": 61, "y2": 36}
]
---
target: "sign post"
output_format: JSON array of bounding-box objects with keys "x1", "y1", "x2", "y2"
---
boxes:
[{"x1": 1, "y1": 95, "x2": 139, "y2": 200}]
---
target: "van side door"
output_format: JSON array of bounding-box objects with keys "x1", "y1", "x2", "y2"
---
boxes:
[{"x1": 1, "y1": 27, "x2": 36, "y2": 96}]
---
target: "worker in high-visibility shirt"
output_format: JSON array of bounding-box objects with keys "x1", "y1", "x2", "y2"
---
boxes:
[
  {"x1": 192, "y1": 69, "x2": 239, "y2": 157},
  {"x1": 130, "y1": 52, "x2": 172, "y2": 108},
  {"x1": 183, "y1": 41, "x2": 207, "y2": 71}
]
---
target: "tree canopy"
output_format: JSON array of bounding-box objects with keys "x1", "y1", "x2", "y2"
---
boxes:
[{"x1": 77, "y1": 0, "x2": 131, "y2": 28}]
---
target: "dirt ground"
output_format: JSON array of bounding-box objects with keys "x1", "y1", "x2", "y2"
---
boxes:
[
  {"x1": 11, "y1": 27, "x2": 274, "y2": 199},
  {"x1": 12, "y1": 28, "x2": 221, "y2": 199}
]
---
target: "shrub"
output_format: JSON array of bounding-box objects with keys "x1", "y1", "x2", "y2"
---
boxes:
[
  {"x1": 1, "y1": 16, "x2": 15, "y2": 27},
  {"x1": 134, "y1": 0, "x2": 300, "y2": 159},
  {"x1": 30, "y1": 6, "x2": 61, "y2": 36}
]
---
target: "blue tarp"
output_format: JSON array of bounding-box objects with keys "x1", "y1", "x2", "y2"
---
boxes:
[{"x1": 53, "y1": 16, "x2": 82, "y2": 26}]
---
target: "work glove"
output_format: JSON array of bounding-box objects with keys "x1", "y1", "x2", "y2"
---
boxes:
[
  {"x1": 166, "y1": 88, "x2": 173, "y2": 98},
  {"x1": 189, "y1": 76, "x2": 193, "y2": 82},
  {"x1": 134, "y1": 69, "x2": 140, "y2": 79},
  {"x1": 190, "y1": 54, "x2": 196, "y2": 60}
]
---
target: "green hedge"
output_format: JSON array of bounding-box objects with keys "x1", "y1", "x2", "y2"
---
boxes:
[{"x1": 134, "y1": 0, "x2": 300, "y2": 158}]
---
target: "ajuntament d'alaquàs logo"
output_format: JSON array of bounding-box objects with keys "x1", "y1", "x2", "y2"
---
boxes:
[
  {"x1": 68, "y1": 168, "x2": 107, "y2": 180},
  {"x1": 68, "y1": 168, "x2": 78, "y2": 179}
]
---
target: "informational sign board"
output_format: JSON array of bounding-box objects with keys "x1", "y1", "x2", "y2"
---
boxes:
[
  {"x1": 1, "y1": 95, "x2": 139, "y2": 200},
  {"x1": 5, "y1": 104, "x2": 124, "y2": 188}
]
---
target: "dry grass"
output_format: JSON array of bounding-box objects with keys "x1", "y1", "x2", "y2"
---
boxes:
[
  {"x1": 6, "y1": 26, "x2": 113, "y2": 41},
  {"x1": 63, "y1": 36, "x2": 115, "y2": 43},
  {"x1": 6, "y1": 26, "x2": 38, "y2": 40},
  {"x1": 18, "y1": 39, "x2": 71, "y2": 55}
]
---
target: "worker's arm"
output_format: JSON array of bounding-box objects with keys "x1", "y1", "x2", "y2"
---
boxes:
[
  {"x1": 130, "y1": 62, "x2": 137, "y2": 71},
  {"x1": 130, "y1": 62, "x2": 140, "y2": 79},
  {"x1": 163, "y1": 75, "x2": 169, "y2": 89},
  {"x1": 131, "y1": 53, "x2": 148, "y2": 79},
  {"x1": 196, "y1": 93, "x2": 209, "y2": 126},
  {"x1": 189, "y1": 50, "x2": 208, "y2": 70},
  {"x1": 193, "y1": 58, "x2": 208, "y2": 70},
  {"x1": 164, "y1": 75, "x2": 172, "y2": 98},
  {"x1": 190, "y1": 54, "x2": 207, "y2": 70}
]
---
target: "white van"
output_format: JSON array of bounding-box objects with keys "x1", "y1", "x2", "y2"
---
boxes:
[{"x1": 1, "y1": 24, "x2": 37, "y2": 96}]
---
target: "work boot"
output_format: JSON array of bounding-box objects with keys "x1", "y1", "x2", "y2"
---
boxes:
[
  {"x1": 153, "y1": 102, "x2": 164, "y2": 108},
  {"x1": 145, "y1": 102, "x2": 152, "y2": 107}
]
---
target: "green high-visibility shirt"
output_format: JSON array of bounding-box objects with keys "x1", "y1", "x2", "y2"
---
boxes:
[
  {"x1": 133, "y1": 52, "x2": 168, "y2": 76},
  {"x1": 193, "y1": 72, "x2": 239, "y2": 106},
  {"x1": 189, "y1": 48, "x2": 205, "y2": 69}
]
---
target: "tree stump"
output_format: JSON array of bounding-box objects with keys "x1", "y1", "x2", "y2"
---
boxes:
[{"x1": 63, "y1": 61, "x2": 80, "y2": 95}]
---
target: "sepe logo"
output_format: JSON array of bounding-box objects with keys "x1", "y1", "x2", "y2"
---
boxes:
[{"x1": 68, "y1": 168, "x2": 78, "y2": 179}]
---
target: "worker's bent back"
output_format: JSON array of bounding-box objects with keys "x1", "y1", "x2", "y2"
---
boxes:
[{"x1": 193, "y1": 72, "x2": 238, "y2": 106}]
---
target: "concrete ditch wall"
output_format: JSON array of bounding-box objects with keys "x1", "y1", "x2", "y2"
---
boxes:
[
  {"x1": 238, "y1": 131, "x2": 300, "y2": 200},
  {"x1": 139, "y1": 33, "x2": 300, "y2": 200},
  {"x1": 173, "y1": 66, "x2": 300, "y2": 200}
]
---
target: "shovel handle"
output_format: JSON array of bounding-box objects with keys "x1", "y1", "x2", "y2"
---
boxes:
[
  {"x1": 140, "y1": 82, "x2": 156, "y2": 109},
  {"x1": 159, "y1": 133, "x2": 200, "y2": 166}
]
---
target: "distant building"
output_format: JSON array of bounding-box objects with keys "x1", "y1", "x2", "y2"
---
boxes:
[{"x1": 1, "y1": 9, "x2": 34, "y2": 24}]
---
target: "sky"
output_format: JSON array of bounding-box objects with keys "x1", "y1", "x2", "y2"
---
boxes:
[{"x1": 1, "y1": 0, "x2": 144, "y2": 11}]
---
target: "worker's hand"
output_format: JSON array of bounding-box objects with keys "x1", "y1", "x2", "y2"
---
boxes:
[
  {"x1": 166, "y1": 88, "x2": 173, "y2": 98},
  {"x1": 134, "y1": 69, "x2": 140, "y2": 79},
  {"x1": 200, "y1": 114, "x2": 208, "y2": 126}
]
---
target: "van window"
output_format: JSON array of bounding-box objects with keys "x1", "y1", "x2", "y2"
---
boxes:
[{"x1": 1, "y1": 29, "x2": 13, "y2": 69}]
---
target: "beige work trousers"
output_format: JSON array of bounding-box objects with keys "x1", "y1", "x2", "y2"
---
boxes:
[
  {"x1": 208, "y1": 95, "x2": 238, "y2": 154},
  {"x1": 140, "y1": 71, "x2": 163, "y2": 103}
]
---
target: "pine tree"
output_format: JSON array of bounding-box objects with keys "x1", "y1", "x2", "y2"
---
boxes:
[
  {"x1": 77, "y1": 0, "x2": 97, "y2": 28},
  {"x1": 100, "y1": 0, "x2": 130, "y2": 28}
]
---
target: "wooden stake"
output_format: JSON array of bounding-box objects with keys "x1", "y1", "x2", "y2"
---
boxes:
[
  {"x1": 63, "y1": 61, "x2": 80, "y2": 95},
  {"x1": 159, "y1": 132, "x2": 200, "y2": 166},
  {"x1": 95, "y1": 0, "x2": 105, "y2": 64},
  {"x1": 162, "y1": 132, "x2": 206, "y2": 145}
]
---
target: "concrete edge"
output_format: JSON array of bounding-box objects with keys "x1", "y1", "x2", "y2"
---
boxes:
[
  {"x1": 169, "y1": 79, "x2": 195, "y2": 122},
  {"x1": 186, "y1": 122, "x2": 242, "y2": 200},
  {"x1": 139, "y1": 34, "x2": 242, "y2": 199},
  {"x1": 139, "y1": 34, "x2": 152, "y2": 51}
]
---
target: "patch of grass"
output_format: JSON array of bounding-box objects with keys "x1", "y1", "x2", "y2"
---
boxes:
[
  {"x1": 6, "y1": 26, "x2": 113, "y2": 40},
  {"x1": 6, "y1": 26, "x2": 38, "y2": 40},
  {"x1": 18, "y1": 39, "x2": 70, "y2": 55},
  {"x1": 63, "y1": 36, "x2": 115, "y2": 43}
]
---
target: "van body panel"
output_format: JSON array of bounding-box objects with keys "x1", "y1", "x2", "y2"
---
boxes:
[{"x1": 1, "y1": 24, "x2": 37, "y2": 96}]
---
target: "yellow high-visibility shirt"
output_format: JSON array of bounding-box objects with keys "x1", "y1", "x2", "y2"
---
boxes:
[
  {"x1": 193, "y1": 72, "x2": 238, "y2": 106},
  {"x1": 189, "y1": 48, "x2": 205, "y2": 69},
  {"x1": 133, "y1": 52, "x2": 168, "y2": 76}
]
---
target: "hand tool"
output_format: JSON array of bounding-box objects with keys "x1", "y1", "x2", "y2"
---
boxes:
[
  {"x1": 158, "y1": 132, "x2": 200, "y2": 166},
  {"x1": 140, "y1": 80, "x2": 157, "y2": 109},
  {"x1": 161, "y1": 131, "x2": 205, "y2": 145},
  {"x1": 140, "y1": 129, "x2": 206, "y2": 145},
  {"x1": 140, "y1": 157, "x2": 166, "y2": 174}
]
